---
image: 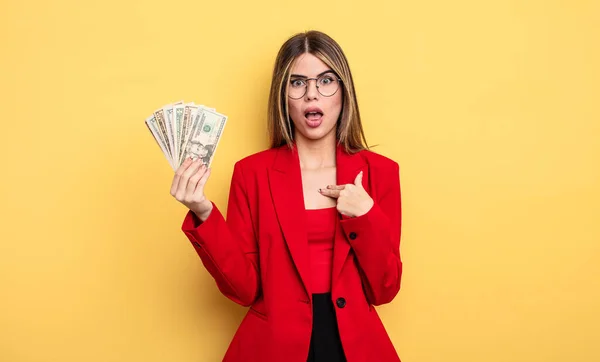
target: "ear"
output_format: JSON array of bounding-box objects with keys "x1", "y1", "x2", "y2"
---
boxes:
[{"x1": 354, "y1": 171, "x2": 364, "y2": 188}]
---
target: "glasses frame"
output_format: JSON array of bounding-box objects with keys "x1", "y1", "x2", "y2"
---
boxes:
[{"x1": 287, "y1": 72, "x2": 343, "y2": 100}]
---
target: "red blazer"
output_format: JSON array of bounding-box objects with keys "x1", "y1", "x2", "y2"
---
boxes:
[{"x1": 181, "y1": 143, "x2": 402, "y2": 362}]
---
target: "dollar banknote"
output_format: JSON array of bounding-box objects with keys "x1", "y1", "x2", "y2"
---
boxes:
[
  {"x1": 172, "y1": 104, "x2": 185, "y2": 167},
  {"x1": 145, "y1": 113, "x2": 174, "y2": 169},
  {"x1": 165, "y1": 100, "x2": 183, "y2": 164},
  {"x1": 183, "y1": 108, "x2": 227, "y2": 168},
  {"x1": 145, "y1": 101, "x2": 226, "y2": 170}
]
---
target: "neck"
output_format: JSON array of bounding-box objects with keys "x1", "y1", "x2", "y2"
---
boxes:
[{"x1": 295, "y1": 131, "x2": 337, "y2": 170}]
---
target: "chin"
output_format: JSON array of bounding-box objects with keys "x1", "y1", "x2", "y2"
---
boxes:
[{"x1": 297, "y1": 125, "x2": 336, "y2": 141}]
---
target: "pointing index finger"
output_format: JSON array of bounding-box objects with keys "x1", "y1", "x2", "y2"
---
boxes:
[{"x1": 319, "y1": 188, "x2": 340, "y2": 198}]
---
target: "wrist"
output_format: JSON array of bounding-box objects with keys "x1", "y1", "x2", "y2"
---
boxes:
[
  {"x1": 193, "y1": 202, "x2": 213, "y2": 222},
  {"x1": 356, "y1": 199, "x2": 374, "y2": 217}
]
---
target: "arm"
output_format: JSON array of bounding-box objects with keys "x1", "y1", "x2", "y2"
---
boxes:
[
  {"x1": 340, "y1": 162, "x2": 402, "y2": 305},
  {"x1": 181, "y1": 162, "x2": 260, "y2": 307}
]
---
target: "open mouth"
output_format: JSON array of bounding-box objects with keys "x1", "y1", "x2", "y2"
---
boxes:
[
  {"x1": 305, "y1": 111, "x2": 324, "y2": 120},
  {"x1": 304, "y1": 107, "x2": 324, "y2": 128}
]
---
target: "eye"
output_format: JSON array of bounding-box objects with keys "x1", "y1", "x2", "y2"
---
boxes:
[
  {"x1": 290, "y1": 79, "x2": 305, "y2": 87},
  {"x1": 319, "y1": 75, "x2": 335, "y2": 85}
]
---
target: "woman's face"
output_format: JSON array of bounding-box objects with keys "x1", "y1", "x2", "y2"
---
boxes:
[{"x1": 287, "y1": 53, "x2": 342, "y2": 143}]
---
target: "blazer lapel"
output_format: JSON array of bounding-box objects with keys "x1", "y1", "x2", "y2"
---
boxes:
[
  {"x1": 267, "y1": 143, "x2": 368, "y2": 295},
  {"x1": 268, "y1": 145, "x2": 311, "y2": 297},
  {"x1": 331, "y1": 144, "x2": 368, "y2": 289}
]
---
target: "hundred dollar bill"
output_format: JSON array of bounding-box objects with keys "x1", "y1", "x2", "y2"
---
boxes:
[{"x1": 183, "y1": 108, "x2": 227, "y2": 168}]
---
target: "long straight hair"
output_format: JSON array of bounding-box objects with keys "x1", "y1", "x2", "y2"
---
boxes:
[{"x1": 267, "y1": 30, "x2": 369, "y2": 153}]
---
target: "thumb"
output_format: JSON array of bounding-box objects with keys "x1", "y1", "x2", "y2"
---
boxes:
[{"x1": 354, "y1": 171, "x2": 364, "y2": 188}]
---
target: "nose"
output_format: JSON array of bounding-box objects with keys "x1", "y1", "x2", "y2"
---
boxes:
[{"x1": 304, "y1": 79, "x2": 319, "y2": 100}]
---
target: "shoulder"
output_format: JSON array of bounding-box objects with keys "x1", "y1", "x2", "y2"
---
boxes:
[
  {"x1": 357, "y1": 149, "x2": 401, "y2": 197},
  {"x1": 230, "y1": 146, "x2": 282, "y2": 175},
  {"x1": 358, "y1": 148, "x2": 400, "y2": 174},
  {"x1": 237, "y1": 147, "x2": 280, "y2": 166}
]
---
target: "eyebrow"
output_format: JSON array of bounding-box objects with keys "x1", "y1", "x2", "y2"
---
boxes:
[{"x1": 290, "y1": 70, "x2": 335, "y2": 78}]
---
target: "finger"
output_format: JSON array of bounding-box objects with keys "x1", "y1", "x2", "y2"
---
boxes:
[
  {"x1": 319, "y1": 188, "x2": 340, "y2": 198},
  {"x1": 326, "y1": 185, "x2": 345, "y2": 190},
  {"x1": 171, "y1": 157, "x2": 194, "y2": 195},
  {"x1": 194, "y1": 167, "x2": 211, "y2": 195},
  {"x1": 354, "y1": 171, "x2": 364, "y2": 188},
  {"x1": 185, "y1": 164, "x2": 207, "y2": 198},
  {"x1": 176, "y1": 160, "x2": 203, "y2": 199}
]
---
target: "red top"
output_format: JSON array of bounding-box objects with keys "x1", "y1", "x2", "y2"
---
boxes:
[{"x1": 306, "y1": 207, "x2": 337, "y2": 293}]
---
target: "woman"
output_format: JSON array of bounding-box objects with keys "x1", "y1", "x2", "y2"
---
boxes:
[{"x1": 170, "y1": 30, "x2": 402, "y2": 362}]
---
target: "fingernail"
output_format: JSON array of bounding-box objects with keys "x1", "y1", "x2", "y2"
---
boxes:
[{"x1": 318, "y1": 189, "x2": 322, "y2": 193}]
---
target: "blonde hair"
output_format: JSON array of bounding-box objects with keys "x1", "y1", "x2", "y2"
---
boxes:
[{"x1": 267, "y1": 30, "x2": 369, "y2": 153}]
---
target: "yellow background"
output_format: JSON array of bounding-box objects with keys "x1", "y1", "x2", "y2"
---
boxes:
[{"x1": 1, "y1": 0, "x2": 599, "y2": 361}]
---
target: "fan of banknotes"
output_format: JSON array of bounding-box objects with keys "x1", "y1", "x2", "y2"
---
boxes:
[{"x1": 145, "y1": 101, "x2": 227, "y2": 171}]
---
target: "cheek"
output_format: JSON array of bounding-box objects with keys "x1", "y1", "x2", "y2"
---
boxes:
[
  {"x1": 288, "y1": 100, "x2": 303, "y2": 123},
  {"x1": 327, "y1": 94, "x2": 343, "y2": 121}
]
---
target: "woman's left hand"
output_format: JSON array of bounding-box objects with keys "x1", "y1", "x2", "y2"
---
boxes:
[{"x1": 319, "y1": 171, "x2": 374, "y2": 218}]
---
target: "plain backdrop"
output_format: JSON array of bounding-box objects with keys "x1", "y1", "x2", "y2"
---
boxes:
[{"x1": 1, "y1": 0, "x2": 599, "y2": 361}]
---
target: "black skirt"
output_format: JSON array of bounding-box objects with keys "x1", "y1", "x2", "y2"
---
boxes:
[{"x1": 306, "y1": 293, "x2": 347, "y2": 362}]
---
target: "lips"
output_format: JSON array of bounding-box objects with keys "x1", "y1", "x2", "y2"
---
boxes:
[{"x1": 304, "y1": 106, "x2": 324, "y2": 128}]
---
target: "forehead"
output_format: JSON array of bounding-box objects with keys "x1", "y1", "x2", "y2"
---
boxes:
[{"x1": 290, "y1": 53, "x2": 331, "y2": 77}]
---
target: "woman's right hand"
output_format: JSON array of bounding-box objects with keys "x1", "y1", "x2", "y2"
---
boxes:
[{"x1": 170, "y1": 157, "x2": 213, "y2": 221}]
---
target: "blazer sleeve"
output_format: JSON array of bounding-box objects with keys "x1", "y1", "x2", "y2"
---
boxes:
[
  {"x1": 339, "y1": 161, "x2": 402, "y2": 306},
  {"x1": 181, "y1": 161, "x2": 260, "y2": 307}
]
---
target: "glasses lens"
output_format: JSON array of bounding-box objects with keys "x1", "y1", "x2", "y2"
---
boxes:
[
  {"x1": 288, "y1": 79, "x2": 306, "y2": 99},
  {"x1": 317, "y1": 74, "x2": 339, "y2": 97}
]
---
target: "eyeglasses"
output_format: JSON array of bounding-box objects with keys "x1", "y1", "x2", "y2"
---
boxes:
[{"x1": 288, "y1": 72, "x2": 342, "y2": 99}]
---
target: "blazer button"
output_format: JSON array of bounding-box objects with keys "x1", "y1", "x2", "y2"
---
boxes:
[
  {"x1": 336, "y1": 297, "x2": 346, "y2": 308},
  {"x1": 349, "y1": 232, "x2": 357, "y2": 240}
]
